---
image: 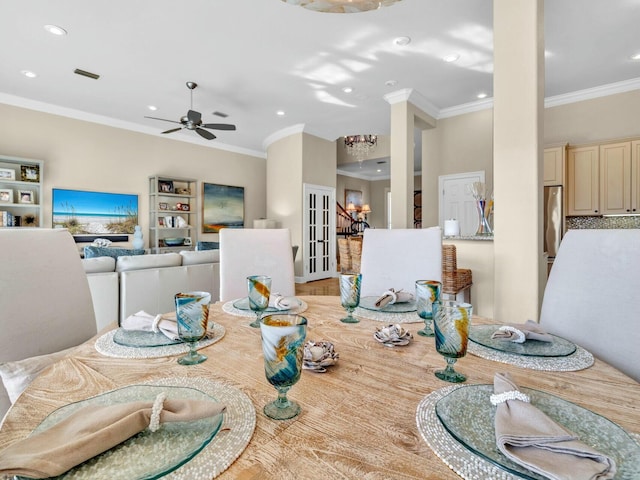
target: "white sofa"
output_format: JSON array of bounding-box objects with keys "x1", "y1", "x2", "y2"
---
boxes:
[{"x1": 82, "y1": 250, "x2": 220, "y2": 330}]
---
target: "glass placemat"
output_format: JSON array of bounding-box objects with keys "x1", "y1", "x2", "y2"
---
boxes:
[
  {"x1": 469, "y1": 324, "x2": 576, "y2": 357},
  {"x1": 467, "y1": 340, "x2": 594, "y2": 372},
  {"x1": 113, "y1": 328, "x2": 181, "y2": 347},
  {"x1": 222, "y1": 298, "x2": 307, "y2": 318},
  {"x1": 435, "y1": 384, "x2": 640, "y2": 479},
  {"x1": 359, "y1": 296, "x2": 417, "y2": 313},
  {"x1": 416, "y1": 386, "x2": 640, "y2": 480},
  {"x1": 232, "y1": 296, "x2": 303, "y2": 312},
  {"x1": 95, "y1": 324, "x2": 225, "y2": 359},
  {"x1": 19, "y1": 384, "x2": 224, "y2": 480}
]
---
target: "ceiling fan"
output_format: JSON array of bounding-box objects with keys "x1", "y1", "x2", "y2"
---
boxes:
[{"x1": 145, "y1": 81, "x2": 236, "y2": 140}]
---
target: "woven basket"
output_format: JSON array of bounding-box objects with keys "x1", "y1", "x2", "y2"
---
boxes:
[
  {"x1": 441, "y1": 244, "x2": 472, "y2": 295},
  {"x1": 338, "y1": 236, "x2": 363, "y2": 273}
]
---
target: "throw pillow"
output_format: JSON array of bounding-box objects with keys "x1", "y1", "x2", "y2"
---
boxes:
[
  {"x1": 196, "y1": 241, "x2": 220, "y2": 251},
  {"x1": 84, "y1": 246, "x2": 145, "y2": 259},
  {"x1": 0, "y1": 347, "x2": 76, "y2": 403}
]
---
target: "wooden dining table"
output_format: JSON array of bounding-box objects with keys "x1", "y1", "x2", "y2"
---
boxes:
[{"x1": 1, "y1": 295, "x2": 639, "y2": 479}]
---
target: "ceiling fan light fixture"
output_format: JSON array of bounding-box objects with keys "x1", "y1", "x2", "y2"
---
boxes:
[{"x1": 281, "y1": 0, "x2": 402, "y2": 14}]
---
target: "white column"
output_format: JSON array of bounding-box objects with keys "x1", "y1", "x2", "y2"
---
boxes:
[
  {"x1": 493, "y1": 0, "x2": 545, "y2": 321},
  {"x1": 389, "y1": 101, "x2": 415, "y2": 228}
]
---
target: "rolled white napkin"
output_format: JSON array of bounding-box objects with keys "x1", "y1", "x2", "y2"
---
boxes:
[
  {"x1": 268, "y1": 293, "x2": 297, "y2": 311},
  {"x1": 374, "y1": 288, "x2": 414, "y2": 308},
  {"x1": 121, "y1": 310, "x2": 179, "y2": 341},
  {"x1": 491, "y1": 320, "x2": 553, "y2": 343}
]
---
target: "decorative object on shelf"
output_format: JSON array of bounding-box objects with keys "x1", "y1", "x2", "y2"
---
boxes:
[
  {"x1": 18, "y1": 190, "x2": 34, "y2": 204},
  {"x1": 468, "y1": 181, "x2": 493, "y2": 236},
  {"x1": 202, "y1": 183, "x2": 244, "y2": 233},
  {"x1": 20, "y1": 164, "x2": 40, "y2": 182},
  {"x1": 163, "y1": 237, "x2": 185, "y2": 246},
  {"x1": 176, "y1": 202, "x2": 190, "y2": 211},
  {"x1": 374, "y1": 324, "x2": 413, "y2": 347},
  {"x1": 175, "y1": 187, "x2": 191, "y2": 195},
  {"x1": 92, "y1": 238, "x2": 112, "y2": 247},
  {"x1": 303, "y1": 341, "x2": 339, "y2": 372},
  {"x1": 23, "y1": 214, "x2": 36, "y2": 226},
  {"x1": 158, "y1": 180, "x2": 174, "y2": 193},
  {"x1": 0, "y1": 189, "x2": 13, "y2": 203},
  {"x1": 281, "y1": 0, "x2": 402, "y2": 14},
  {"x1": 158, "y1": 202, "x2": 168, "y2": 210},
  {"x1": 52, "y1": 188, "x2": 138, "y2": 236},
  {"x1": 183, "y1": 237, "x2": 192, "y2": 246},
  {"x1": 344, "y1": 135, "x2": 377, "y2": 162},
  {"x1": 132, "y1": 225, "x2": 144, "y2": 249},
  {"x1": 0, "y1": 168, "x2": 15, "y2": 180}
]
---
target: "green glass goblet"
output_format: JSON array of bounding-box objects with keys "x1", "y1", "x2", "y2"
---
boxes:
[
  {"x1": 415, "y1": 280, "x2": 442, "y2": 337},
  {"x1": 247, "y1": 275, "x2": 272, "y2": 328},
  {"x1": 433, "y1": 300, "x2": 472, "y2": 383},
  {"x1": 175, "y1": 291, "x2": 211, "y2": 365},
  {"x1": 260, "y1": 314, "x2": 307, "y2": 420},
  {"x1": 339, "y1": 272, "x2": 362, "y2": 323}
]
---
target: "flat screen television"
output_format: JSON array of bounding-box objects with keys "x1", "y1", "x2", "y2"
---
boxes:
[{"x1": 52, "y1": 188, "x2": 138, "y2": 242}]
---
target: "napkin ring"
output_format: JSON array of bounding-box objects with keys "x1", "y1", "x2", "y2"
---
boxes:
[
  {"x1": 490, "y1": 390, "x2": 530, "y2": 405},
  {"x1": 496, "y1": 326, "x2": 526, "y2": 343},
  {"x1": 151, "y1": 314, "x2": 164, "y2": 334},
  {"x1": 149, "y1": 392, "x2": 167, "y2": 432}
]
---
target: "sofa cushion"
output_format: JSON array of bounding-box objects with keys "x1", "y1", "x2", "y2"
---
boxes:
[
  {"x1": 84, "y1": 246, "x2": 145, "y2": 259},
  {"x1": 0, "y1": 347, "x2": 75, "y2": 403},
  {"x1": 81, "y1": 256, "x2": 116, "y2": 273},
  {"x1": 180, "y1": 249, "x2": 219, "y2": 265},
  {"x1": 196, "y1": 241, "x2": 220, "y2": 251},
  {"x1": 116, "y1": 252, "x2": 182, "y2": 272}
]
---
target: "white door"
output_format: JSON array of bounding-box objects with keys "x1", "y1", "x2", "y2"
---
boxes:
[
  {"x1": 439, "y1": 171, "x2": 485, "y2": 236},
  {"x1": 303, "y1": 184, "x2": 336, "y2": 282}
]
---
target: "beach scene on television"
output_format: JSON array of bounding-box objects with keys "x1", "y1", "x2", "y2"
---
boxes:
[{"x1": 52, "y1": 188, "x2": 139, "y2": 235}]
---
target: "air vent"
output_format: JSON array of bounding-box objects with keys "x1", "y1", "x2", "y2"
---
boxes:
[
  {"x1": 74, "y1": 68, "x2": 100, "y2": 80},
  {"x1": 213, "y1": 111, "x2": 228, "y2": 118}
]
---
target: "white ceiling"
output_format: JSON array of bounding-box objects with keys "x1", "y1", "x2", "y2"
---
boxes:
[{"x1": 1, "y1": 0, "x2": 639, "y2": 180}]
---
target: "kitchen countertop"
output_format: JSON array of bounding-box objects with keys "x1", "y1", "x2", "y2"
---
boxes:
[{"x1": 443, "y1": 235, "x2": 494, "y2": 241}]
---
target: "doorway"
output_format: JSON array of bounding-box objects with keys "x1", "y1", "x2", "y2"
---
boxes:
[
  {"x1": 303, "y1": 183, "x2": 336, "y2": 282},
  {"x1": 438, "y1": 171, "x2": 485, "y2": 236}
]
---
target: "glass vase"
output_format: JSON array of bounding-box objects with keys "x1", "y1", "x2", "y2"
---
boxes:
[{"x1": 475, "y1": 199, "x2": 492, "y2": 236}]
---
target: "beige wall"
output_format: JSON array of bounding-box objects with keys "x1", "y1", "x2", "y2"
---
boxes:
[{"x1": 0, "y1": 103, "x2": 266, "y2": 247}]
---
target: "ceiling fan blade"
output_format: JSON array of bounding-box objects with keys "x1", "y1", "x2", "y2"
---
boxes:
[
  {"x1": 202, "y1": 123, "x2": 236, "y2": 131},
  {"x1": 161, "y1": 127, "x2": 183, "y2": 134},
  {"x1": 187, "y1": 110, "x2": 202, "y2": 123},
  {"x1": 144, "y1": 116, "x2": 181, "y2": 124},
  {"x1": 195, "y1": 128, "x2": 216, "y2": 140}
]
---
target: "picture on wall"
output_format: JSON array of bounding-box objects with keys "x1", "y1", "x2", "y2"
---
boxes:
[
  {"x1": 52, "y1": 188, "x2": 139, "y2": 236},
  {"x1": 202, "y1": 183, "x2": 244, "y2": 233},
  {"x1": 345, "y1": 189, "x2": 363, "y2": 211}
]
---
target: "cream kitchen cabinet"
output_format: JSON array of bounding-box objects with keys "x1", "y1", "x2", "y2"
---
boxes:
[
  {"x1": 632, "y1": 140, "x2": 640, "y2": 214},
  {"x1": 599, "y1": 141, "x2": 632, "y2": 215},
  {"x1": 543, "y1": 145, "x2": 566, "y2": 186},
  {"x1": 567, "y1": 145, "x2": 599, "y2": 216}
]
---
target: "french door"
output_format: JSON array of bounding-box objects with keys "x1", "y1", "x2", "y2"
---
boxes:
[{"x1": 303, "y1": 184, "x2": 335, "y2": 282}]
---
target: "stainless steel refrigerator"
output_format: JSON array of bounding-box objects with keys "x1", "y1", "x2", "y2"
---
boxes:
[{"x1": 544, "y1": 186, "x2": 563, "y2": 258}]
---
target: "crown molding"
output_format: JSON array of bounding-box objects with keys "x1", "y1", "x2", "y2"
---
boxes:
[
  {"x1": 0, "y1": 92, "x2": 266, "y2": 159},
  {"x1": 384, "y1": 88, "x2": 440, "y2": 119},
  {"x1": 544, "y1": 77, "x2": 640, "y2": 108}
]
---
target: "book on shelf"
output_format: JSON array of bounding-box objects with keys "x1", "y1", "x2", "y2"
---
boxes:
[{"x1": 0, "y1": 211, "x2": 14, "y2": 227}]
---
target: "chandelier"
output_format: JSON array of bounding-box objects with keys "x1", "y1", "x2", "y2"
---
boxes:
[
  {"x1": 280, "y1": 0, "x2": 402, "y2": 14},
  {"x1": 344, "y1": 134, "x2": 377, "y2": 160}
]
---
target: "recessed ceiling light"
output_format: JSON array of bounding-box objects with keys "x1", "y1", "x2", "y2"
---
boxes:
[
  {"x1": 377, "y1": 169, "x2": 382, "y2": 173},
  {"x1": 44, "y1": 24, "x2": 67, "y2": 36},
  {"x1": 442, "y1": 53, "x2": 460, "y2": 63},
  {"x1": 631, "y1": 53, "x2": 640, "y2": 60},
  {"x1": 385, "y1": 79, "x2": 398, "y2": 87},
  {"x1": 21, "y1": 70, "x2": 37, "y2": 78},
  {"x1": 342, "y1": 86, "x2": 353, "y2": 93},
  {"x1": 276, "y1": 110, "x2": 285, "y2": 116},
  {"x1": 394, "y1": 36, "x2": 411, "y2": 46},
  {"x1": 147, "y1": 105, "x2": 157, "y2": 111},
  {"x1": 477, "y1": 93, "x2": 488, "y2": 99}
]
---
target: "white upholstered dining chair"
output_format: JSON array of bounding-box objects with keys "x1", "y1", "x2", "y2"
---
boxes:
[
  {"x1": 219, "y1": 228, "x2": 296, "y2": 302},
  {"x1": 359, "y1": 227, "x2": 443, "y2": 298},
  {"x1": 0, "y1": 228, "x2": 98, "y2": 420},
  {"x1": 539, "y1": 229, "x2": 640, "y2": 382}
]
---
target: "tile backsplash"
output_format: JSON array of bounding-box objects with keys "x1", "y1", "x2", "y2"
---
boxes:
[{"x1": 566, "y1": 216, "x2": 640, "y2": 229}]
